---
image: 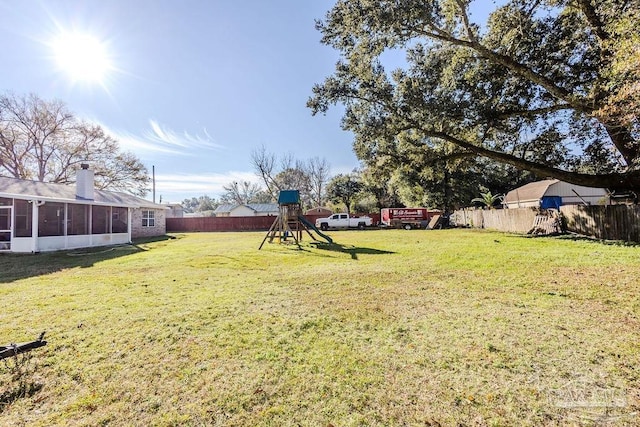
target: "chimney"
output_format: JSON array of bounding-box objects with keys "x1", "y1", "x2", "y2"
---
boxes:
[{"x1": 76, "y1": 163, "x2": 95, "y2": 200}]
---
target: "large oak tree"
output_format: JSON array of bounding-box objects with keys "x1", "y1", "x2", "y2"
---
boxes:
[
  {"x1": 0, "y1": 93, "x2": 149, "y2": 196},
  {"x1": 309, "y1": 0, "x2": 640, "y2": 193}
]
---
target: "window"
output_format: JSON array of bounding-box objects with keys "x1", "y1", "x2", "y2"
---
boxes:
[
  {"x1": 38, "y1": 202, "x2": 65, "y2": 236},
  {"x1": 14, "y1": 199, "x2": 32, "y2": 237},
  {"x1": 112, "y1": 207, "x2": 128, "y2": 233},
  {"x1": 142, "y1": 210, "x2": 155, "y2": 227},
  {"x1": 0, "y1": 197, "x2": 11, "y2": 206},
  {"x1": 92, "y1": 206, "x2": 111, "y2": 234},
  {"x1": 67, "y1": 204, "x2": 89, "y2": 235}
]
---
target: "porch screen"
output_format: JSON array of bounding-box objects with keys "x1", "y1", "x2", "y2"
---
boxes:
[
  {"x1": 0, "y1": 207, "x2": 9, "y2": 230},
  {"x1": 92, "y1": 206, "x2": 111, "y2": 234},
  {"x1": 0, "y1": 198, "x2": 13, "y2": 250},
  {"x1": 14, "y1": 199, "x2": 32, "y2": 237},
  {"x1": 68, "y1": 204, "x2": 89, "y2": 235},
  {"x1": 39, "y1": 202, "x2": 65, "y2": 236},
  {"x1": 0, "y1": 206, "x2": 9, "y2": 249},
  {"x1": 112, "y1": 207, "x2": 128, "y2": 233}
]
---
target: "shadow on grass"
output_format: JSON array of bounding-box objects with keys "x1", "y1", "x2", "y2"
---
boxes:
[
  {"x1": 0, "y1": 352, "x2": 45, "y2": 413},
  {"x1": 309, "y1": 241, "x2": 395, "y2": 260},
  {"x1": 0, "y1": 235, "x2": 177, "y2": 284},
  {"x1": 514, "y1": 233, "x2": 640, "y2": 247},
  {"x1": 0, "y1": 381, "x2": 43, "y2": 413},
  {"x1": 555, "y1": 233, "x2": 640, "y2": 247}
]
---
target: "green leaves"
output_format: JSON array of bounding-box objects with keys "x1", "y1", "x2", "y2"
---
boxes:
[
  {"x1": 310, "y1": 0, "x2": 640, "y2": 192},
  {"x1": 471, "y1": 190, "x2": 504, "y2": 209},
  {"x1": 326, "y1": 173, "x2": 364, "y2": 213}
]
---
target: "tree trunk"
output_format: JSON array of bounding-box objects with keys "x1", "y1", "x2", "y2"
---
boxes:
[{"x1": 603, "y1": 121, "x2": 639, "y2": 167}]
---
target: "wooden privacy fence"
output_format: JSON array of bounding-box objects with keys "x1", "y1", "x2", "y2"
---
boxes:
[
  {"x1": 450, "y1": 208, "x2": 541, "y2": 234},
  {"x1": 560, "y1": 205, "x2": 640, "y2": 242},
  {"x1": 166, "y1": 216, "x2": 274, "y2": 232},
  {"x1": 169, "y1": 208, "x2": 640, "y2": 240},
  {"x1": 166, "y1": 214, "x2": 329, "y2": 233},
  {"x1": 452, "y1": 205, "x2": 640, "y2": 242}
]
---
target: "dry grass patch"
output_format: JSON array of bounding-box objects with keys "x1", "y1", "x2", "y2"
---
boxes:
[{"x1": 1, "y1": 230, "x2": 639, "y2": 426}]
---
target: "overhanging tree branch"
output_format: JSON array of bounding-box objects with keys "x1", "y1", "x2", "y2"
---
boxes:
[
  {"x1": 412, "y1": 22, "x2": 593, "y2": 112},
  {"x1": 491, "y1": 104, "x2": 574, "y2": 120},
  {"x1": 420, "y1": 128, "x2": 640, "y2": 190}
]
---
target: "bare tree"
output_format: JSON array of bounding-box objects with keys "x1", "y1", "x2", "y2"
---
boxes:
[
  {"x1": 306, "y1": 156, "x2": 330, "y2": 207},
  {"x1": 251, "y1": 145, "x2": 280, "y2": 200},
  {"x1": 221, "y1": 181, "x2": 264, "y2": 204},
  {"x1": 251, "y1": 145, "x2": 330, "y2": 208},
  {"x1": 0, "y1": 92, "x2": 149, "y2": 196},
  {"x1": 0, "y1": 93, "x2": 72, "y2": 181}
]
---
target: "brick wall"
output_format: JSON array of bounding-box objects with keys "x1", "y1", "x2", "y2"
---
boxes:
[{"x1": 131, "y1": 208, "x2": 167, "y2": 238}]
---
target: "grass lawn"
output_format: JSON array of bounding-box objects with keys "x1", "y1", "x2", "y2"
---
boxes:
[{"x1": 1, "y1": 229, "x2": 639, "y2": 426}]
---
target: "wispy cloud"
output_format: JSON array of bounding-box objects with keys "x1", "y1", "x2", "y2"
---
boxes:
[
  {"x1": 144, "y1": 119, "x2": 224, "y2": 152},
  {"x1": 102, "y1": 119, "x2": 224, "y2": 156}
]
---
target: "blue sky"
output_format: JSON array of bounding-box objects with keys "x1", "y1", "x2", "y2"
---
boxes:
[{"x1": 0, "y1": 0, "x2": 497, "y2": 203}]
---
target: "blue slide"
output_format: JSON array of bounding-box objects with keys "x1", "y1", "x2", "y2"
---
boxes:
[{"x1": 297, "y1": 215, "x2": 333, "y2": 244}]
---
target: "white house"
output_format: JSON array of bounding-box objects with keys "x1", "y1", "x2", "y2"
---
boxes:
[
  {"x1": 503, "y1": 179, "x2": 608, "y2": 209},
  {"x1": 165, "y1": 203, "x2": 184, "y2": 218},
  {"x1": 213, "y1": 203, "x2": 279, "y2": 217},
  {"x1": 0, "y1": 166, "x2": 167, "y2": 253}
]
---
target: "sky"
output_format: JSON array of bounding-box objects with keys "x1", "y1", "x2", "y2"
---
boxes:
[{"x1": 0, "y1": 0, "x2": 497, "y2": 203}]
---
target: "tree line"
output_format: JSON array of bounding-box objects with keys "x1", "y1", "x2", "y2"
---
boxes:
[{"x1": 183, "y1": 144, "x2": 530, "y2": 214}]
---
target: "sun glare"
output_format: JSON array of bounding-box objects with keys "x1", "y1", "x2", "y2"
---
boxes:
[{"x1": 51, "y1": 32, "x2": 113, "y2": 84}]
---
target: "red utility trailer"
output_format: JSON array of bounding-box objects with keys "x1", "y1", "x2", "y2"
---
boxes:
[{"x1": 380, "y1": 208, "x2": 441, "y2": 230}]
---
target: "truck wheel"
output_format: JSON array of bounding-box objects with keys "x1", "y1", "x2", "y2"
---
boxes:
[
  {"x1": 358, "y1": 222, "x2": 365, "y2": 230},
  {"x1": 320, "y1": 223, "x2": 328, "y2": 231},
  {"x1": 404, "y1": 223, "x2": 412, "y2": 230}
]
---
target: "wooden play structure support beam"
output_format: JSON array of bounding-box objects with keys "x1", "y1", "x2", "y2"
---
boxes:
[{"x1": 259, "y1": 190, "x2": 333, "y2": 250}]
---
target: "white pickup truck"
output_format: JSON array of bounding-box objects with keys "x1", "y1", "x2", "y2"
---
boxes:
[{"x1": 315, "y1": 213, "x2": 373, "y2": 230}]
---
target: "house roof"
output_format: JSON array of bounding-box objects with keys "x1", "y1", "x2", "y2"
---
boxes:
[
  {"x1": 0, "y1": 176, "x2": 166, "y2": 209},
  {"x1": 248, "y1": 203, "x2": 279, "y2": 213},
  {"x1": 214, "y1": 203, "x2": 279, "y2": 213},
  {"x1": 213, "y1": 204, "x2": 236, "y2": 213},
  {"x1": 504, "y1": 179, "x2": 559, "y2": 203},
  {"x1": 504, "y1": 179, "x2": 608, "y2": 204}
]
